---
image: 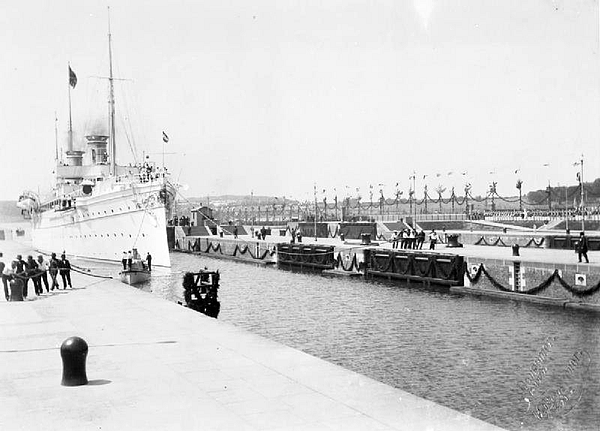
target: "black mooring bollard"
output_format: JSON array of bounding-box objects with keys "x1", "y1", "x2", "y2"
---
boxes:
[
  {"x1": 60, "y1": 336, "x2": 89, "y2": 386},
  {"x1": 512, "y1": 244, "x2": 520, "y2": 257}
]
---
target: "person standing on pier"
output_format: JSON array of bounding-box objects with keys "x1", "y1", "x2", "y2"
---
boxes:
[
  {"x1": 146, "y1": 252, "x2": 152, "y2": 272},
  {"x1": 233, "y1": 225, "x2": 238, "y2": 239},
  {"x1": 121, "y1": 251, "x2": 128, "y2": 270},
  {"x1": 398, "y1": 230, "x2": 405, "y2": 249},
  {"x1": 577, "y1": 232, "x2": 589, "y2": 263},
  {"x1": 59, "y1": 254, "x2": 73, "y2": 289},
  {"x1": 38, "y1": 254, "x2": 50, "y2": 293},
  {"x1": 26, "y1": 255, "x2": 42, "y2": 296},
  {"x1": 36, "y1": 255, "x2": 50, "y2": 293},
  {"x1": 15, "y1": 255, "x2": 27, "y2": 298},
  {"x1": 49, "y1": 253, "x2": 60, "y2": 290},
  {"x1": 417, "y1": 230, "x2": 425, "y2": 249},
  {"x1": 429, "y1": 230, "x2": 438, "y2": 250},
  {"x1": 391, "y1": 231, "x2": 399, "y2": 249},
  {"x1": 0, "y1": 253, "x2": 7, "y2": 301}
]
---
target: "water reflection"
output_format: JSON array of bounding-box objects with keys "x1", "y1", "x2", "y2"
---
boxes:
[{"x1": 126, "y1": 253, "x2": 600, "y2": 430}]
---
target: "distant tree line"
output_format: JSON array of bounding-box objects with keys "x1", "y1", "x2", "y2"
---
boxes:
[{"x1": 526, "y1": 178, "x2": 600, "y2": 206}]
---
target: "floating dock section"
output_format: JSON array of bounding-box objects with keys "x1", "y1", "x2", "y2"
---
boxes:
[
  {"x1": 277, "y1": 243, "x2": 335, "y2": 270},
  {"x1": 364, "y1": 249, "x2": 465, "y2": 286}
]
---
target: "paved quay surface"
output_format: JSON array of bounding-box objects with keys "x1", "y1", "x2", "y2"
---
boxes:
[{"x1": 0, "y1": 241, "x2": 504, "y2": 431}]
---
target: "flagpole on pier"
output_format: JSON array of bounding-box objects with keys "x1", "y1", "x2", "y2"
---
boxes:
[
  {"x1": 314, "y1": 183, "x2": 318, "y2": 242},
  {"x1": 580, "y1": 154, "x2": 585, "y2": 232}
]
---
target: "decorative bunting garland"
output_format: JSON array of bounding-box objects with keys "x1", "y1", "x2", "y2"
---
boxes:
[{"x1": 466, "y1": 263, "x2": 600, "y2": 297}]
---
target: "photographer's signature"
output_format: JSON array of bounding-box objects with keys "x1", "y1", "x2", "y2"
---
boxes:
[{"x1": 518, "y1": 337, "x2": 590, "y2": 420}]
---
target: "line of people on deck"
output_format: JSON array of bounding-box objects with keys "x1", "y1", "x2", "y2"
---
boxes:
[
  {"x1": 390, "y1": 229, "x2": 439, "y2": 250},
  {"x1": 1, "y1": 252, "x2": 72, "y2": 301}
]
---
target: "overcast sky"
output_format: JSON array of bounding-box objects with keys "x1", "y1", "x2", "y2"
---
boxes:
[{"x1": 0, "y1": 0, "x2": 598, "y2": 203}]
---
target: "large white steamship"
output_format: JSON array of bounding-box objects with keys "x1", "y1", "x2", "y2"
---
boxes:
[{"x1": 18, "y1": 13, "x2": 175, "y2": 267}]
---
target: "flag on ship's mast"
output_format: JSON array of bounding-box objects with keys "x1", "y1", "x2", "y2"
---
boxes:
[
  {"x1": 69, "y1": 66, "x2": 77, "y2": 89},
  {"x1": 162, "y1": 131, "x2": 169, "y2": 143}
]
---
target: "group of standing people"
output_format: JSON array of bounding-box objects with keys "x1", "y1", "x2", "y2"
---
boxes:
[
  {"x1": 390, "y1": 229, "x2": 425, "y2": 250},
  {"x1": 290, "y1": 228, "x2": 303, "y2": 244},
  {"x1": 252, "y1": 226, "x2": 267, "y2": 240},
  {"x1": 390, "y1": 229, "x2": 439, "y2": 250},
  {"x1": 121, "y1": 250, "x2": 152, "y2": 272},
  {"x1": 1, "y1": 252, "x2": 72, "y2": 301}
]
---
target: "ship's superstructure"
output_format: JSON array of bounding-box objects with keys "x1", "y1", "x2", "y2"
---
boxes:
[
  {"x1": 21, "y1": 11, "x2": 176, "y2": 267},
  {"x1": 30, "y1": 141, "x2": 175, "y2": 267}
]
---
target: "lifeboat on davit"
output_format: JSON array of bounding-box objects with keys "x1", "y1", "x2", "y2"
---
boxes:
[{"x1": 17, "y1": 191, "x2": 40, "y2": 217}]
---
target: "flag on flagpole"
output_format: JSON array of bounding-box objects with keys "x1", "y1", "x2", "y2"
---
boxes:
[
  {"x1": 69, "y1": 66, "x2": 77, "y2": 88},
  {"x1": 162, "y1": 131, "x2": 169, "y2": 143}
]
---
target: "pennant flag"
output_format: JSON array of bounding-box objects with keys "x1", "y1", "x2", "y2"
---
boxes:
[
  {"x1": 576, "y1": 172, "x2": 581, "y2": 182},
  {"x1": 162, "y1": 131, "x2": 169, "y2": 143},
  {"x1": 69, "y1": 66, "x2": 77, "y2": 88},
  {"x1": 514, "y1": 169, "x2": 520, "y2": 174},
  {"x1": 447, "y1": 171, "x2": 453, "y2": 176},
  {"x1": 436, "y1": 173, "x2": 441, "y2": 177},
  {"x1": 422, "y1": 175, "x2": 428, "y2": 179}
]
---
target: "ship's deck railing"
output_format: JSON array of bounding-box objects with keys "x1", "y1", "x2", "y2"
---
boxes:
[
  {"x1": 115, "y1": 165, "x2": 169, "y2": 185},
  {"x1": 36, "y1": 166, "x2": 171, "y2": 213}
]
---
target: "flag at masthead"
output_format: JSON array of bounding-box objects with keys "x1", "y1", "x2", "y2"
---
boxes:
[{"x1": 69, "y1": 66, "x2": 77, "y2": 88}]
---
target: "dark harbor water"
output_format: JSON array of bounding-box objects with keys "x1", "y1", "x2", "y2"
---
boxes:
[{"x1": 94, "y1": 253, "x2": 599, "y2": 431}]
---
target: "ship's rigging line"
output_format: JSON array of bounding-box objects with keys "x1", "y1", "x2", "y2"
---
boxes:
[{"x1": 78, "y1": 50, "x2": 141, "y2": 167}]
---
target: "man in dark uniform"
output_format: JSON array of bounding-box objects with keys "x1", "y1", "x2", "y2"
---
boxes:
[
  {"x1": 59, "y1": 254, "x2": 73, "y2": 289},
  {"x1": 577, "y1": 232, "x2": 589, "y2": 263},
  {"x1": 146, "y1": 252, "x2": 152, "y2": 272},
  {"x1": 26, "y1": 255, "x2": 42, "y2": 295},
  {"x1": 15, "y1": 255, "x2": 27, "y2": 298}
]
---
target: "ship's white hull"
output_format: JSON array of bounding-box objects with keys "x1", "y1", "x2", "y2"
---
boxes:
[{"x1": 31, "y1": 181, "x2": 173, "y2": 267}]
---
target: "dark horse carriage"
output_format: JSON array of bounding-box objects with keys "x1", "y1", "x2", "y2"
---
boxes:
[{"x1": 182, "y1": 269, "x2": 220, "y2": 318}]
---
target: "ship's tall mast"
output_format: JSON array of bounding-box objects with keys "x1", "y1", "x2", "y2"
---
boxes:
[
  {"x1": 54, "y1": 111, "x2": 59, "y2": 162},
  {"x1": 108, "y1": 6, "x2": 116, "y2": 176},
  {"x1": 67, "y1": 63, "x2": 74, "y2": 153}
]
